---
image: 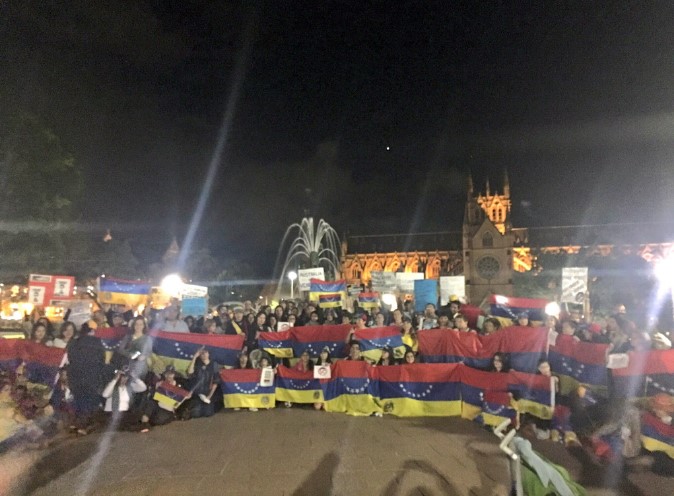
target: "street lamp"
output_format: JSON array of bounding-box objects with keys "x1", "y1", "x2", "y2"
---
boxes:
[
  {"x1": 287, "y1": 271, "x2": 297, "y2": 299},
  {"x1": 161, "y1": 273, "x2": 184, "y2": 298}
]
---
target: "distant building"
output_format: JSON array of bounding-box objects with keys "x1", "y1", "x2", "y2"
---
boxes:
[{"x1": 341, "y1": 172, "x2": 674, "y2": 304}]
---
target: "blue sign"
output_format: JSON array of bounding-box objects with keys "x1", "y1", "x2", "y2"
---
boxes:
[
  {"x1": 414, "y1": 279, "x2": 437, "y2": 312},
  {"x1": 181, "y1": 297, "x2": 208, "y2": 318}
]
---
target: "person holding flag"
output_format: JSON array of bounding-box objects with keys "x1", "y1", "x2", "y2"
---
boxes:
[
  {"x1": 187, "y1": 347, "x2": 220, "y2": 418},
  {"x1": 139, "y1": 365, "x2": 190, "y2": 432}
]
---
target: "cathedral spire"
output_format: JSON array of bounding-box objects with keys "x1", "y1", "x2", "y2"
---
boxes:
[
  {"x1": 503, "y1": 169, "x2": 510, "y2": 198},
  {"x1": 467, "y1": 172, "x2": 474, "y2": 199},
  {"x1": 485, "y1": 178, "x2": 491, "y2": 196}
]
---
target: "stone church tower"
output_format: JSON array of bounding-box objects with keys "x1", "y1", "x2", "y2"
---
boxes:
[{"x1": 463, "y1": 172, "x2": 514, "y2": 304}]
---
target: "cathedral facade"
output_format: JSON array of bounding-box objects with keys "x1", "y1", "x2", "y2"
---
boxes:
[{"x1": 340, "y1": 173, "x2": 674, "y2": 304}]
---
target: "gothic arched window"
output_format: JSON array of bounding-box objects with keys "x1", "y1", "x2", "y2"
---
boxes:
[{"x1": 482, "y1": 232, "x2": 494, "y2": 248}]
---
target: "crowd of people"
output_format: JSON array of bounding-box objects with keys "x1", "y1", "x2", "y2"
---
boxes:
[{"x1": 1, "y1": 296, "x2": 673, "y2": 477}]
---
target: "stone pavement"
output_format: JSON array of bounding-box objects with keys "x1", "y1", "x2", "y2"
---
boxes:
[{"x1": 6, "y1": 407, "x2": 674, "y2": 495}]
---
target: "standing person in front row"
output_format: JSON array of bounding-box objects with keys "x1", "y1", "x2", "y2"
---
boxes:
[{"x1": 187, "y1": 347, "x2": 220, "y2": 418}]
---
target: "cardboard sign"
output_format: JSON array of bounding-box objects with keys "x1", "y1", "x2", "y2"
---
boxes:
[
  {"x1": 314, "y1": 364, "x2": 331, "y2": 379},
  {"x1": 277, "y1": 322, "x2": 293, "y2": 332},
  {"x1": 28, "y1": 274, "x2": 75, "y2": 306},
  {"x1": 298, "y1": 268, "x2": 325, "y2": 292},
  {"x1": 395, "y1": 272, "x2": 424, "y2": 293},
  {"x1": 561, "y1": 267, "x2": 588, "y2": 303},
  {"x1": 371, "y1": 271, "x2": 397, "y2": 292},
  {"x1": 439, "y1": 276, "x2": 465, "y2": 305}
]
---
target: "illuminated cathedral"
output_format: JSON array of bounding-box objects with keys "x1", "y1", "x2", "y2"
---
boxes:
[{"x1": 340, "y1": 172, "x2": 674, "y2": 303}]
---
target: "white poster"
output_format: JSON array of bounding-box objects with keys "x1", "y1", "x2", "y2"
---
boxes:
[
  {"x1": 371, "y1": 271, "x2": 397, "y2": 292},
  {"x1": 277, "y1": 322, "x2": 292, "y2": 332},
  {"x1": 314, "y1": 364, "x2": 331, "y2": 379},
  {"x1": 259, "y1": 367, "x2": 275, "y2": 387},
  {"x1": 395, "y1": 272, "x2": 424, "y2": 293},
  {"x1": 439, "y1": 276, "x2": 465, "y2": 305},
  {"x1": 53, "y1": 278, "x2": 73, "y2": 298},
  {"x1": 298, "y1": 268, "x2": 325, "y2": 292},
  {"x1": 561, "y1": 267, "x2": 588, "y2": 303},
  {"x1": 180, "y1": 284, "x2": 208, "y2": 299},
  {"x1": 29, "y1": 286, "x2": 46, "y2": 306}
]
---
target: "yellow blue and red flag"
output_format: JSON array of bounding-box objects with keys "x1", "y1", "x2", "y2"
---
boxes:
[
  {"x1": 19, "y1": 341, "x2": 65, "y2": 385},
  {"x1": 98, "y1": 276, "x2": 151, "y2": 307},
  {"x1": 289, "y1": 324, "x2": 351, "y2": 358},
  {"x1": 220, "y1": 368, "x2": 275, "y2": 409},
  {"x1": 641, "y1": 411, "x2": 674, "y2": 459},
  {"x1": 309, "y1": 278, "x2": 347, "y2": 302},
  {"x1": 318, "y1": 292, "x2": 343, "y2": 308},
  {"x1": 275, "y1": 365, "x2": 323, "y2": 404},
  {"x1": 153, "y1": 382, "x2": 190, "y2": 410},
  {"x1": 374, "y1": 363, "x2": 462, "y2": 417},
  {"x1": 548, "y1": 334, "x2": 608, "y2": 387},
  {"x1": 488, "y1": 295, "x2": 549, "y2": 322},
  {"x1": 0, "y1": 338, "x2": 24, "y2": 374},
  {"x1": 151, "y1": 331, "x2": 244, "y2": 376},
  {"x1": 611, "y1": 349, "x2": 674, "y2": 398},
  {"x1": 357, "y1": 292, "x2": 380, "y2": 309},
  {"x1": 321, "y1": 360, "x2": 380, "y2": 415},
  {"x1": 258, "y1": 330, "x2": 294, "y2": 358},
  {"x1": 353, "y1": 326, "x2": 405, "y2": 362}
]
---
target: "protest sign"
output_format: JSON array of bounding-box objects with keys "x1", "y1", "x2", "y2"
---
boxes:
[
  {"x1": 371, "y1": 271, "x2": 397, "y2": 292},
  {"x1": 561, "y1": 267, "x2": 588, "y2": 303},
  {"x1": 298, "y1": 268, "x2": 325, "y2": 291},
  {"x1": 414, "y1": 279, "x2": 438, "y2": 312},
  {"x1": 439, "y1": 276, "x2": 465, "y2": 305},
  {"x1": 180, "y1": 284, "x2": 208, "y2": 299},
  {"x1": 181, "y1": 297, "x2": 208, "y2": 318},
  {"x1": 28, "y1": 274, "x2": 75, "y2": 306},
  {"x1": 314, "y1": 364, "x2": 331, "y2": 379},
  {"x1": 395, "y1": 272, "x2": 424, "y2": 293}
]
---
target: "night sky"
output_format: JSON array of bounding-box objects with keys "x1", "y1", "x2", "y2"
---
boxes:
[{"x1": 3, "y1": 1, "x2": 674, "y2": 275}]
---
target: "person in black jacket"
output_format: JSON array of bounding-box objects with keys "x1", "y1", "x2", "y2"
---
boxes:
[{"x1": 67, "y1": 321, "x2": 106, "y2": 434}]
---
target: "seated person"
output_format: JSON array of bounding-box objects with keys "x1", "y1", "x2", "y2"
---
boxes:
[{"x1": 140, "y1": 365, "x2": 189, "y2": 432}]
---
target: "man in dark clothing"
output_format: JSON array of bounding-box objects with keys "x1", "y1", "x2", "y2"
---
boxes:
[
  {"x1": 67, "y1": 321, "x2": 106, "y2": 434},
  {"x1": 187, "y1": 348, "x2": 221, "y2": 418},
  {"x1": 224, "y1": 307, "x2": 247, "y2": 336}
]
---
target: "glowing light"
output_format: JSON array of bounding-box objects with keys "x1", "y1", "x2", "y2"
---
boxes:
[
  {"x1": 495, "y1": 295, "x2": 508, "y2": 305},
  {"x1": 386, "y1": 146, "x2": 390, "y2": 151},
  {"x1": 545, "y1": 302, "x2": 561, "y2": 317},
  {"x1": 654, "y1": 257, "x2": 674, "y2": 286},
  {"x1": 381, "y1": 293, "x2": 397, "y2": 310},
  {"x1": 160, "y1": 274, "x2": 184, "y2": 297},
  {"x1": 287, "y1": 271, "x2": 297, "y2": 281}
]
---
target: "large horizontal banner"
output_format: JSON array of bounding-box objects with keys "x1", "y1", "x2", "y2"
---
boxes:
[
  {"x1": 548, "y1": 335, "x2": 608, "y2": 388},
  {"x1": 419, "y1": 326, "x2": 549, "y2": 373}
]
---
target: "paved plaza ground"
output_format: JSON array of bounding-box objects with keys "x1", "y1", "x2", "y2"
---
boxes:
[{"x1": 4, "y1": 407, "x2": 674, "y2": 496}]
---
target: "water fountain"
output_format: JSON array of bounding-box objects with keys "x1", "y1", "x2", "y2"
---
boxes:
[{"x1": 273, "y1": 218, "x2": 341, "y2": 297}]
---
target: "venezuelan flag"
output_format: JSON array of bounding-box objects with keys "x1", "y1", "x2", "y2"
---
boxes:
[
  {"x1": 153, "y1": 382, "x2": 190, "y2": 410},
  {"x1": 97, "y1": 276, "x2": 150, "y2": 307},
  {"x1": 417, "y1": 329, "x2": 489, "y2": 368},
  {"x1": 321, "y1": 360, "x2": 381, "y2": 415},
  {"x1": 358, "y1": 292, "x2": 380, "y2": 309},
  {"x1": 508, "y1": 370, "x2": 553, "y2": 420},
  {"x1": 220, "y1": 368, "x2": 275, "y2": 409},
  {"x1": 151, "y1": 331, "x2": 244, "y2": 376},
  {"x1": 309, "y1": 279, "x2": 347, "y2": 302},
  {"x1": 318, "y1": 293, "x2": 343, "y2": 308},
  {"x1": 482, "y1": 326, "x2": 548, "y2": 374},
  {"x1": 95, "y1": 327, "x2": 129, "y2": 363},
  {"x1": 641, "y1": 411, "x2": 674, "y2": 459},
  {"x1": 458, "y1": 365, "x2": 510, "y2": 421},
  {"x1": 353, "y1": 326, "x2": 405, "y2": 363},
  {"x1": 488, "y1": 295, "x2": 549, "y2": 322},
  {"x1": 275, "y1": 365, "x2": 323, "y2": 403},
  {"x1": 0, "y1": 338, "x2": 23, "y2": 374},
  {"x1": 548, "y1": 335, "x2": 608, "y2": 388},
  {"x1": 611, "y1": 349, "x2": 674, "y2": 398},
  {"x1": 19, "y1": 341, "x2": 65, "y2": 385},
  {"x1": 479, "y1": 389, "x2": 518, "y2": 428},
  {"x1": 290, "y1": 324, "x2": 351, "y2": 358},
  {"x1": 374, "y1": 363, "x2": 462, "y2": 417},
  {"x1": 258, "y1": 330, "x2": 293, "y2": 358}
]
